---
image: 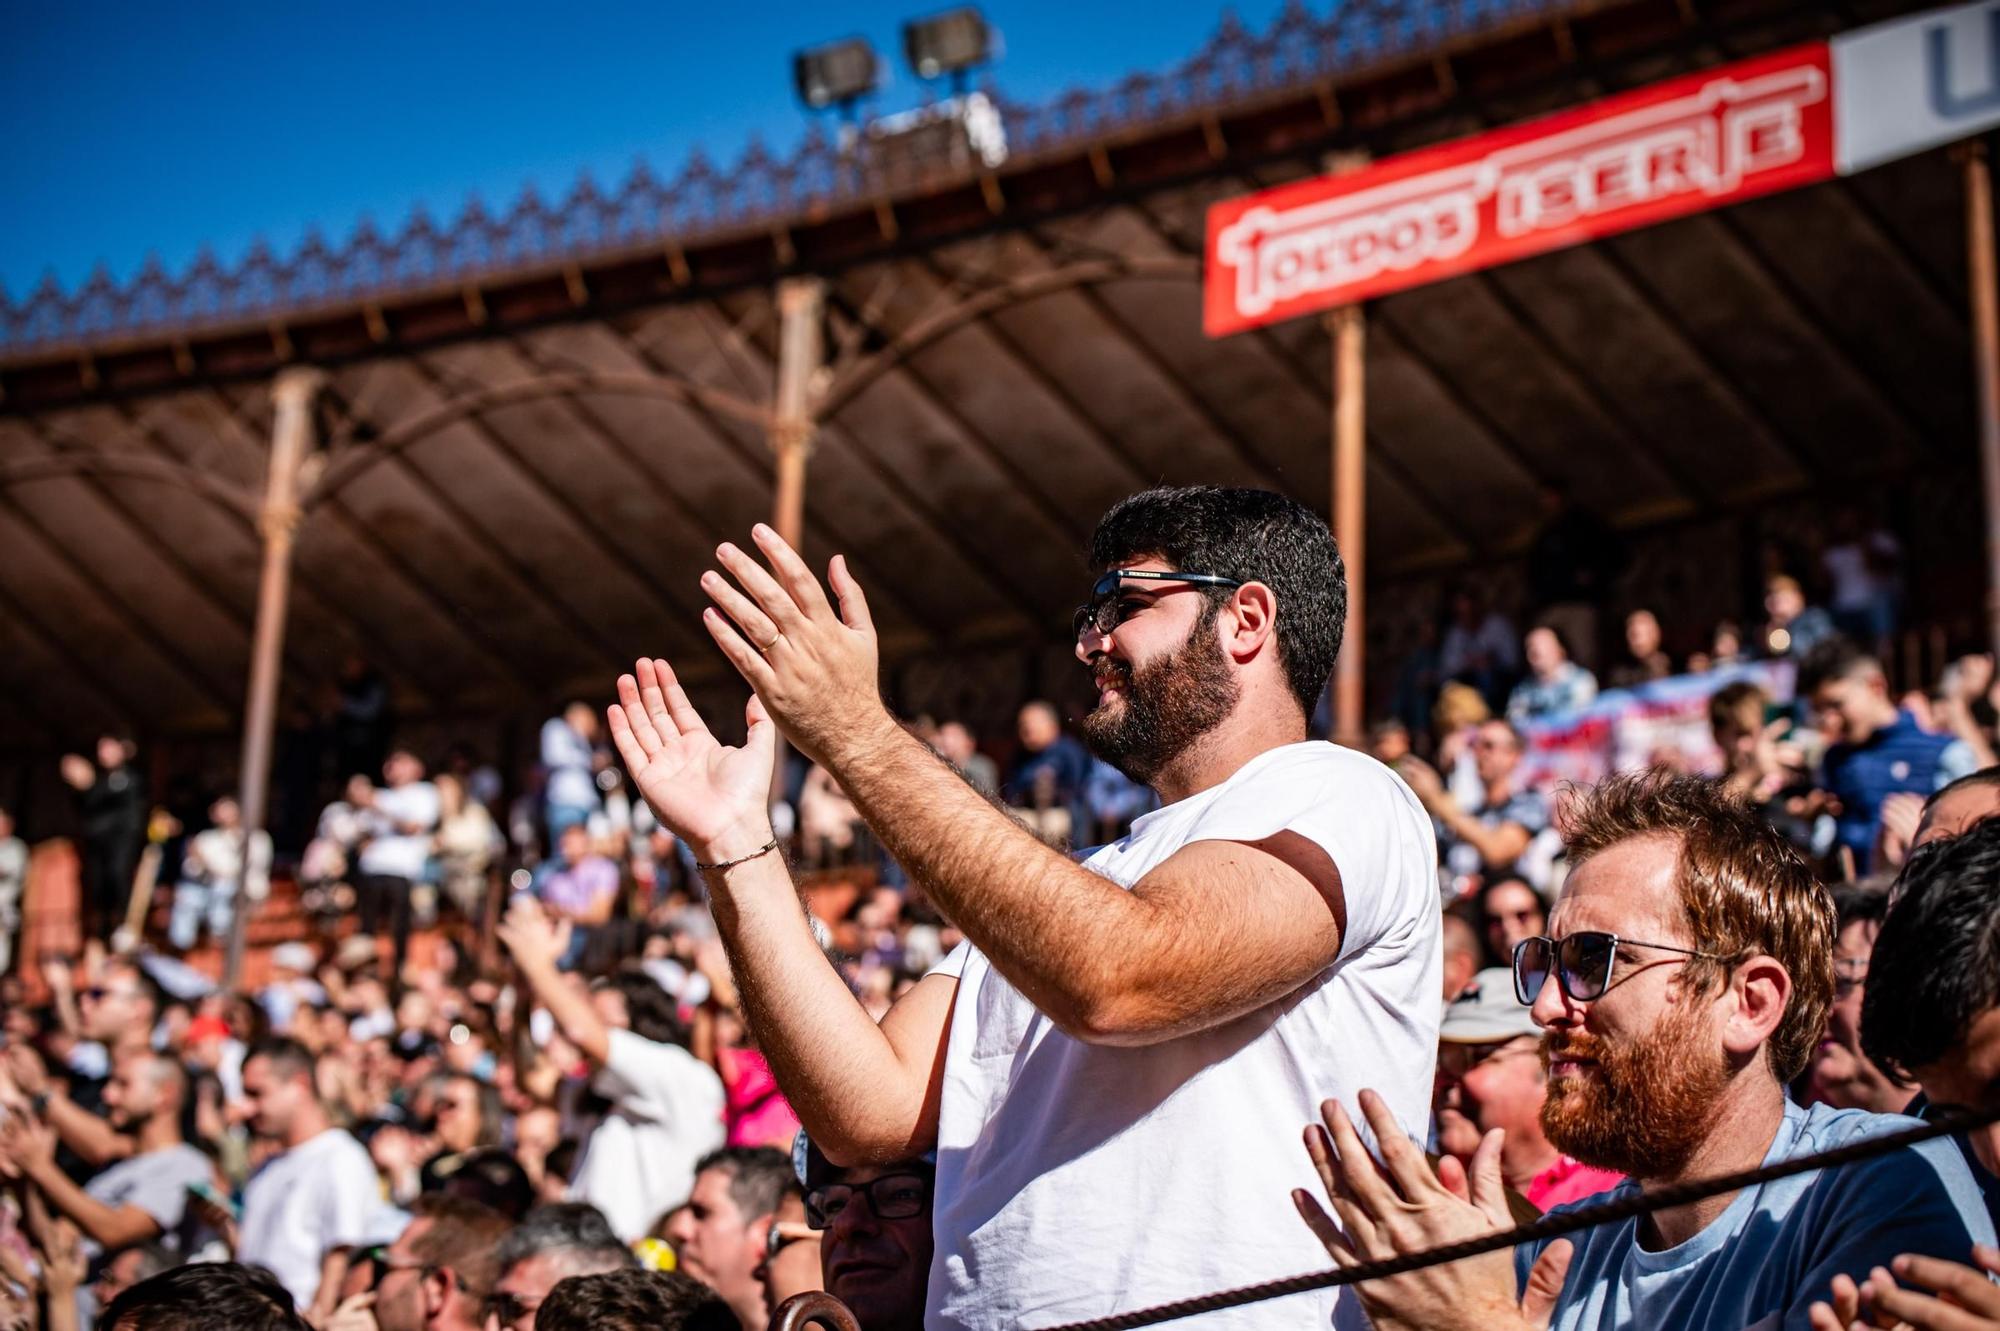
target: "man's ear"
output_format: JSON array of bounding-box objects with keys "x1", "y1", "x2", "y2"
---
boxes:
[
  {"x1": 424, "y1": 1266, "x2": 453, "y2": 1317},
  {"x1": 1724, "y1": 955, "x2": 1791, "y2": 1060},
  {"x1": 1225, "y1": 583, "x2": 1279, "y2": 663}
]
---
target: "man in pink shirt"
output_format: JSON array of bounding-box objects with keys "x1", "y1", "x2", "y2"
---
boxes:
[{"x1": 1433, "y1": 968, "x2": 1623, "y2": 1212}]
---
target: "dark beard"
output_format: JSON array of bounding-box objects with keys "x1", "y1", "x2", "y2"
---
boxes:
[
  {"x1": 1539, "y1": 999, "x2": 1730, "y2": 1180},
  {"x1": 1079, "y1": 605, "x2": 1239, "y2": 785}
]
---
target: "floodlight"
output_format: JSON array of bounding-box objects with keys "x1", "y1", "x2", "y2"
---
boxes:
[
  {"x1": 794, "y1": 37, "x2": 881, "y2": 111},
  {"x1": 902, "y1": 7, "x2": 993, "y2": 82}
]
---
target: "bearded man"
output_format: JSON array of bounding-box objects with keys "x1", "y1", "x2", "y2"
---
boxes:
[
  {"x1": 1292, "y1": 772, "x2": 1993, "y2": 1331},
  {"x1": 607, "y1": 486, "x2": 1440, "y2": 1329}
]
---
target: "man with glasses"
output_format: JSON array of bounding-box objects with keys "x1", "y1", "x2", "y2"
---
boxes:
[
  {"x1": 1434, "y1": 969, "x2": 1621, "y2": 1212},
  {"x1": 359, "y1": 1195, "x2": 511, "y2": 1331},
  {"x1": 1800, "y1": 882, "x2": 1913, "y2": 1115},
  {"x1": 1292, "y1": 771, "x2": 1991, "y2": 1331},
  {"x1": 609, "y1": 486, "x2": 1440, "y2": 1329},
  {"x1": 794, "y1": 1133, "x2": 931, "y2": 1331},
  {"x1": 483, "y1": 1202, "x2": 636, "y2": 1331}
]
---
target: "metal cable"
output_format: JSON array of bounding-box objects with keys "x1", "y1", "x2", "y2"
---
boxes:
[{"x1": 1039, "y1": 1106, "x2": 2000, "y2": 1331}]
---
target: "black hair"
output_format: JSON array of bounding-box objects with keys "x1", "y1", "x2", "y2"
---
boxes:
[
  {"x1": 243, "y1": 1036, "x2": 314, "y2": 1085},
  {"x1": 594, "y1": 966, "x2": 688, "y2": 1048},
  {"x1": 494, "y1": 1202, "x2": 637, "y2": 1278},
  {"x1": 421, "y1": 1146, "x2": 535, "y2": 1222},
  {"x1": 694, "y1": 1145, "x2": 797, "y2": 1224},
  {"x1": 103, "y1": 1261, "x2": 309, "y2": 1331},
  {"x1": 1863, "y1": 816, "x2": 2000, "y2": 1083},
  {"x1": 1797, "y1": 636, "x2": 1878, "y2": 699},
  {"x1": 535, "y1": 1269, "x2": 738, "y2": 1331},
  {"x1": 1830, "y1": 879, "x2": 1891, "y2": 934},
  {"x1": 1088, "y1": 486, "x2": 1345, "y2": 716}
]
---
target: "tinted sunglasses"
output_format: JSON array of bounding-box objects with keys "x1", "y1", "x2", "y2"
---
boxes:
[
  {"x1": 1071, "y1": 569, "x2": 1243, "y2": 641},
  {"x1": 1512, "y1": 931, "x2": 1727, "y2": 1005}
]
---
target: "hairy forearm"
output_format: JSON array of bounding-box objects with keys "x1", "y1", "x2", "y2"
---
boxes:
[
  {"x1": 706, "y1": 859, "x2": 938, "y2": 1162},
  {"x1": 825, "y1": 719, "x2": 1153, "y2": 1035}
]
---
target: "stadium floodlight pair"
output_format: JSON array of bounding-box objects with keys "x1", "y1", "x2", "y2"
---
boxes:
[{"x1": 793, "y1": 8, "x2": 995, "y2": 113}]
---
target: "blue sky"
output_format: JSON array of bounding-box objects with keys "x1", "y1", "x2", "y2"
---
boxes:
[{"x1": 0, "y1": 1, "x2": 1291, "y2": 298}]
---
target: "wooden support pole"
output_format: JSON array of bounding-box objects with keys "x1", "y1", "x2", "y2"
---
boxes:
[
  {"x1": 1964, "y1": 141, "x2": 2000, "y2": 662},
  {"x1": 226, "y1": 366, "x2": 324, "y2": 990},
  {"x1": 769, "y1": 278, "x2": 824, "y2": 807},
  {"x1": 1324, "y1": 151, "x2": 1369, "y2": 746}
]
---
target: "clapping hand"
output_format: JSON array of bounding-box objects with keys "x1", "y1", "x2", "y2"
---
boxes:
[
  {"x1": 696, "y1": 525, "x2": 889, "y2": 769},
  {"x1": 1810, "y1": 1245, "x2": 2000, "y2": 1331},
  {"x1": 607, "y1": 657, "x2": 777, "y2": 865},
  {"x1": 0, "y1": 1112, "x2": 56, "y2": 1175},
  {"x1": 1292, "y1": 1090, "x2": 1573, "y2": 1331}
]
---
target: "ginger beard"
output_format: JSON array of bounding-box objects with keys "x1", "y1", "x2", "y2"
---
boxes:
[
  {"x1": 1081, "y1": 600, "x2": 1239, "y2": 785},
  {"x1": 1539, "y1": 989, "x2": 1730, "y2": 1180}
]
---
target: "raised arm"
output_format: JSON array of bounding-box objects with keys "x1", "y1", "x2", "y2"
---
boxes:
[
  {"x1": 691, "y1": 529, "x2": 1344, "y2": 1045},
  {"x1": 609, "y1": 663, "x2": 951, "y2": 1164},
  {"x1": 497, "y1": 905, "x2": 610, "y2": 1065},
  {"x1": 0, "y1": 1112, "x2": 159, "y2": 1251}
]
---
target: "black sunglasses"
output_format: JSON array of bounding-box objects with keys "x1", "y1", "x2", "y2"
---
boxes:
[
  {"x1": 804, "y1": 1171, "x2": 932, "y2": 1230},
  {"x1": 1071, "y1": 569, "x2": 1244, "y2": 641},
  {"x1": 1512, "y1": 932, "x2": 1727, "y2": 1005}
]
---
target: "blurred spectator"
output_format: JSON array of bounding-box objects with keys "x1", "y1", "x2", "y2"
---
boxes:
[
  {"x1": 363, "y1": 1194, "x2": 512, "y2": 1331},
  {"x1": 301, "y1": 773, "x2": 374, "y2": 920},
  {"x1": 1002, "y1": 701, "x2": 1091, "y2": 847},
  {"x1": 1525, "y1": 488, "x2": 1624, "y2": 672},
  {"x1": 1440, "y1": 908, "x2": 1482, "y2": 1005},
  {"x1": 933, "y1": 722, "x2": 999, "y2": 799},
  {"x1": 418, "y1": 1074, "x2": 503, "y2": 1188},
  {"x1": 1405, "y1": 719, "x2": 1548, "y2": 889},
  {"x1": 1687, "y1": 619, "x2": 1747, "y2": 676},
  {"x1": 1605, "y1": 609, "x2": 1673, "y2": 689},
  {"x1": 1800, "y1": 881, "x2": 1913, "y2": 1114},
  {"x1": 90, "y1": 1242, "x2": 172, "y2": 1313},
  {"x1": 1368, "y1": 718, "x2": 1412, "y2": 770},
  {"x1": 1822, "y1": 507, "x2": 1902, "y2": 652},
  {"x1": 1438, "y1": 589, "x2": 1518, "y2": 709},
  {"x1": 1709, "y1": 680, "x2": 1818, "y2": 852},
  {"x1": 663, "y1": 1147, "x2": 795, "y2": 1331},
  {"x1": 1507, "y1": 626, "x2": 1598, "y2": 723},
  {"x1": 1802, "y1": 640, "x2": 1977, "y2": 873},
  {"x1": 234, "y1": 1037, "x2": 380, "y2": 1318},
  {"x1": 1478, "y1": 876, "x2": 1546, "y2": 969},
  {"x1": 1433, "y1": 969, "x2": 1623, "y2": 1211},
  {"x1": 498, "y1": 904, "x2": 724, "y2": 1242},
  {"x1": 799, "y1": 1134, "x2": 933, "y2": 1331},
  {"x1": 1934, "y1": 653, "x2": 2000, "y2": 772},
  {"x1": 169, "y1": 796, "x2": 272, "y2": 954},
  {"x1": 1432, "y1": 682, "x2": 1493, "y2": 810},
  {"x1": 541, "y1": 702, "x2": 604, "y2": 839},
  {"x1": 797, "y1": 766, "x2": 862, "y2": 865},
  {"x1": 432, "y1": 773, "x2": 501, "y2": 924},
  {"x1": 100, "y1": 1260, "x2": 310, "y2": 1331},
  {"x1": 485, "y1": 1203, "x2": 638, "y2": 1331},
  {"x1": 0, "y1": 805, "x2": 23, "y2": 975},
  {"x1": 335, "y1": 656, "x2": 394, "y2": 782},
  {"x1": 1758, "y1": 574, "x2": 1836, "y2": 663},
  {"x1": 532, "y1": 824, "x2": 620, "y2": 958},
  {"x1": 535, "y1": 1268, "x2": 738, "y2": 1331},
  {"x1": 62, "y1": 736, "x2": 147, "y2": 941},
  {"x1": 0, "y1": 1050, "x2": 210, "y2": 1288},
  {"x1": 356, "y1": 751, "x2": 440, "y2": 980},
  {"x1": 1081, "y1": 758, "x2": 1157, "y2": 846}
]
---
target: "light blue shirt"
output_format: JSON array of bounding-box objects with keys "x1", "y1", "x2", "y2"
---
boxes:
[{"x1": 1517, "y1": 1100, "x2": 1996, "y2": 1331}]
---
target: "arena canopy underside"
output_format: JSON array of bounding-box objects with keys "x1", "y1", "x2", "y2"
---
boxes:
[{"x1": 0, "y1": 0, "x2": 1982, "y2": 781}]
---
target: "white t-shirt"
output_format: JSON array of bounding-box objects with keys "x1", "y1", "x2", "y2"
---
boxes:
[
  {"x1": 83, "y1": 1143, "x2": 213, "y2": 1257},
  {"x1": 237, "y1": 1128, "x2": 379, "y2": 1310},
  {"x1": 569, "y1": 1029, "x2": 727, "y2": 1242},
  {"x1": 357, "y1": 782, "x2": 440, "y2": 881},
  {"x1": 927, "y1": 741, "x2": 1441, "y2": 1331}
]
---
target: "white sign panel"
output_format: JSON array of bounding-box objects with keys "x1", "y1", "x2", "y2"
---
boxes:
[{"x1": 1834, "y1": 0, "x2": 2000, "y2": 174}]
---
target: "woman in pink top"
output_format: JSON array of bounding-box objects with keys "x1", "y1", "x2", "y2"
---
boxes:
[{"x1": 689, "y1": 941, "x2": 801, "y2": 1150}]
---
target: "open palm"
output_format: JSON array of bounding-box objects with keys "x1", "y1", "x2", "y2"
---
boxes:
[{"x1": 608, "y1": 657, "x2": 776, "y2": 858}]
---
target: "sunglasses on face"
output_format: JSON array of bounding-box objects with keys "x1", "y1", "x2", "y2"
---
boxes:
[
  {"x1": 805, "y1": 1171, "x2": 932, "y2": 1230},
  {"x1": 1071, "y1": 570, "x2": 1244, "y2": 641},
  {"x1": 1512, "y1": 931, "x2": 1727, "y2": 1005}
]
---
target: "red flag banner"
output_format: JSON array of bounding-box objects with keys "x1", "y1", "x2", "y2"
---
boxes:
[{"x1": 1203, "y1": 43, "x2": 1837, "y2": 336}]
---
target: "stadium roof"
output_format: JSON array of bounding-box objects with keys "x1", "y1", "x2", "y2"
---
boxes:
[{"x1": 0, "y1": 0, "x2": 1970, "y2": 749}]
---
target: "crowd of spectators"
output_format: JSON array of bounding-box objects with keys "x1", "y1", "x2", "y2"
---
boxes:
[{"x1": 1, "y1": 488, "x2": 1997, "y2": 1330}]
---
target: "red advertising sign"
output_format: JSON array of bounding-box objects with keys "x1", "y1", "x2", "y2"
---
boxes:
[{"x1": 1203, "y1": 43, "x2": 1837, "y2": 336}]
